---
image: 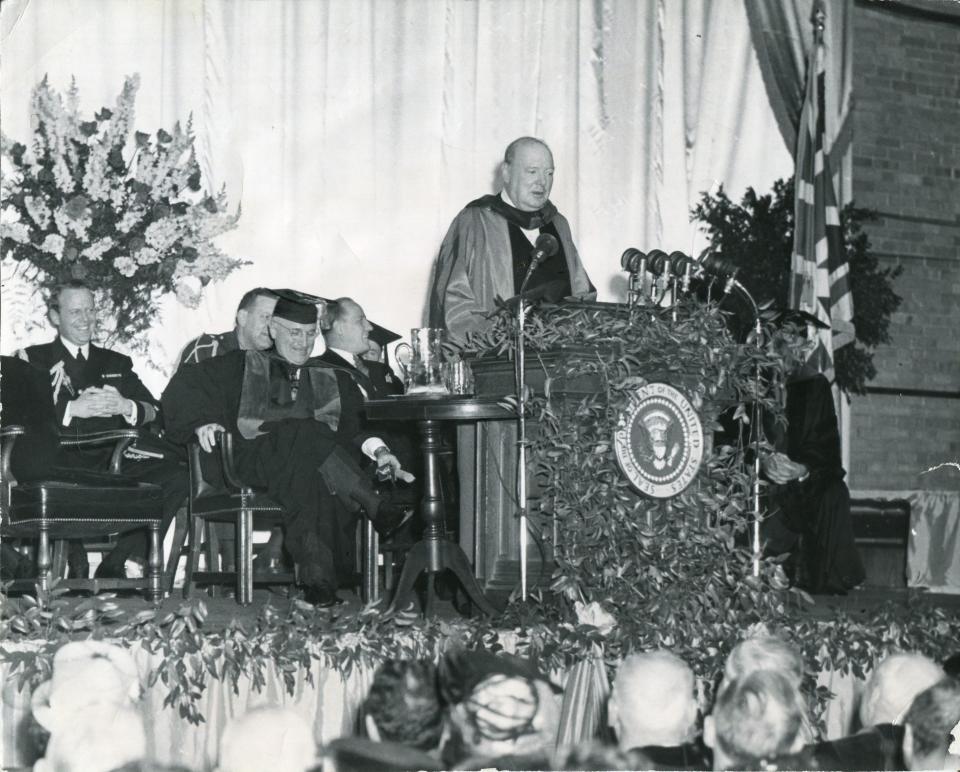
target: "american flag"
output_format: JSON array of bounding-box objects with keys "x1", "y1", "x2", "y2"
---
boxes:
[{"x1": 790, "y1": 8, "x2": 854, "y2": 381}]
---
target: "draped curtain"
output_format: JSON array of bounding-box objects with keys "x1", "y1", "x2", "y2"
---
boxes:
[
  {"x1": 744, "y1": 0, "x2": 853, "y2": 199},
  {"x1": 1, "y1": 0, "x2": 791, "y2": 393}
]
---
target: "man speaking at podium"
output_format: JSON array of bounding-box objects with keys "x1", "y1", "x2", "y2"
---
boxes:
[{"x1": 428, "y1": 136, "x2": 595, "y2": 338}]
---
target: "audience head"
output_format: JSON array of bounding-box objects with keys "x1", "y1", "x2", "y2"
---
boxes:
[
  {"x1": 438, "y1": 649, "x2": 562, "y2": 766},
  {"x1": 902, "y1": 677, "x2": 960, "y2": 770},
  {"x1": 320, "y1": 298, "x2": 373, "y2": 356},
  {"x1": 269, "y1": 294, "x2": 319, "y2": 365},
  {"x1": 501, "y1": 137, "x2": 554, "y2": 212},
  {"x1": 724, "y1": 632, "x2": 805, "y2": 687},
  {"x1": 217, "y1": 707, "x2": 316, "y2": 772},
  {"x1": 34, "y1": 704, "x2": 146, "y2": 772},
  {"x1": 943, "y1": 652, "x2": 960, "y2": 680},
  {"x1": 32, "y1": 641, "x2": 142, "y2": 733},
  {"x1": 608, "y1": 650, "x2": 698, "y2": 750},
  {"x1": 361, "y1": 658, "x2": 443, "y2": 752},
  {"x1": 47, "y1": 279, "x2": 96, "y2": 346},
  {"x1": 234, "y1": 288, "x2": 278, "y2": 351},
  {"x1": 704, "y1": 670, "x2": 806, "y2": 770},
  {"x1": 860, "y1": 651, "x2": 945, "y2": 727}
]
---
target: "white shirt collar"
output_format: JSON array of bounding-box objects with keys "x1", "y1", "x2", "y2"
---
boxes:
[
  {"x1": 60, "y1": 339, "x2": 90, "y2": 360},
  {"x1": 328, "y1": 347, "x2": 361, "y2": 367}
]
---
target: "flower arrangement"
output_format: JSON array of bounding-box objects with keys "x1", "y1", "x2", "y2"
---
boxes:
[{"x1": 0, "y1": 75, "x2": 245, "y2": 347}]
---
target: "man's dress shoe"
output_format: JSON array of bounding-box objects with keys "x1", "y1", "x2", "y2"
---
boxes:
[{"x1": 304, "y1": 583, "x2": 344, "y2": 608}]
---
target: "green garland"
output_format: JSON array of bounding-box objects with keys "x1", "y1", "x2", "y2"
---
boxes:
[{"x1": 2, "y1": 298, "x2": 957, "y2": 730}]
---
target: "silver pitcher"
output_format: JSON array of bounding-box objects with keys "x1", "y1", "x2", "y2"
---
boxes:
[{"x1": 396, "y1": 328, "x2": 449, "y2": 394}]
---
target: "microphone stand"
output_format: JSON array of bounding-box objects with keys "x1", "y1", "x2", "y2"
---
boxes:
[{"x1": 514, "y1": 256, "x2": 544, "y2": 601}]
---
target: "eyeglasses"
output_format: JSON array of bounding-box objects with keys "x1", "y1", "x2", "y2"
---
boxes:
[{"x1": 272, "y1": 321, "x2": 318, "y2": 341}]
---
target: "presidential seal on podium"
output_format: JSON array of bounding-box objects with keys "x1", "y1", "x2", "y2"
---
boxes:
[{"x1": 614, "y1": 382, "x2": 704, "y2": 498}]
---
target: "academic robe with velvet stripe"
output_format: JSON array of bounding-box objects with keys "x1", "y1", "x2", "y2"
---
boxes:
[
  {"x1": 160, "y1": 349, "x2": 375, "y2": 587},
  {"x1": 428, "y1": 199, "x2": 595, "y2": 338}
]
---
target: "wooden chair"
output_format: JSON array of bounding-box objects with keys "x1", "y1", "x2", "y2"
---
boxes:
[
  {"x1": 174, "y1": 430, "x2": 390, "y2": 605},
  {"x1": 0, "y1": 425, "x2": 165, "y2": 602}
]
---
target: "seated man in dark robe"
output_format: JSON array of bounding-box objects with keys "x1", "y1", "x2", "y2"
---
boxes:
[
  {"x1": 14, "y1": 279, "x2": 188, "y2": 580},
  {"x1": 428, "y1": 136, "x2": 595, "y2": 339},
  {"x1": 160, "y1": 291, "x2": 412, "y2": 607}
]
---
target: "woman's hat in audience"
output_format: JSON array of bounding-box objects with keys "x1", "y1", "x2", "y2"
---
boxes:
[
  {"x1": 271, "y1": 288, "x2": 327, "y2": 325},
  {"x1": 438, "y1": 648, "x2": 562, "y2": 707},
  {"x1": 761, "y1": 304, "x2": 831, "y2": 330}
]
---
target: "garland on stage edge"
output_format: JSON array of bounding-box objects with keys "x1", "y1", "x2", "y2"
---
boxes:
[
  {"x1": 1, "y1": 584, "x2": 958, "y2": 733},
  {"x1": 0, "y1": 75, "x2": 245, "y2": 350},
  {"x1": 1, "y1": 303, "x2": 957, "y2": 732}
]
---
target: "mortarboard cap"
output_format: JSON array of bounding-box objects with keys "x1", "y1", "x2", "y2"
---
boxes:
[
  {"x1": 761, "y1": 305, "x2": 831, "y2": 331},
  {"x1": 368, "y1": 320, "x2": 402, "y2": 348},
  {"x1": 271, "y1": 288, "x2": 326, "y2": 325}
]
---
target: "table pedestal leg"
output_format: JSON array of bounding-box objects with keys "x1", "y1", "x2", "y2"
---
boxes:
[{"x1": 385, "y1": 417, "x2": 497, "y2": 617}]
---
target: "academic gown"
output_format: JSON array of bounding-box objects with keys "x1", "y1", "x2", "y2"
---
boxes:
[
  {"x1": 161, "y1": 349, "x2": 375, "y2": 588},
  {"x1": 428, "y1": 198, "x2": 595, "y2": 338},
  {"x1": 765, "y1": 372, "x2": 866, "y2": 593}
]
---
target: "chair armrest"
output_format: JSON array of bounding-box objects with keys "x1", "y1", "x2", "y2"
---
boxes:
[
  {"x1": 59, "y1": 428, "x2": 140, "y2": 474},
  {"x1": 1, "y1": 425, "x2": 25, "y2": 491},
  {"x1": 218, "y1": 431, "x2": 247, "y2": 490}
]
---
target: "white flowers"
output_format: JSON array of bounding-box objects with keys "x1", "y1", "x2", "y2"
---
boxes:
[
  {"x1": 574, "y1": 600, "x2": 617, "y2": 636},
  {"x1": 41, "y1": 233, "x2": 66, "y2": 258},
  {"x1": 81, "y1": 237, "x2": 114, "y2": 262},
  {"x1": 174, "y1": 276, "x2": 202, "y2": 308},
  {"x1": 2, "y1": 75, "x2": 244, "y2": 345},
  {"x1": 113, "y1": 256, "x2": 137, "y2": 277}
]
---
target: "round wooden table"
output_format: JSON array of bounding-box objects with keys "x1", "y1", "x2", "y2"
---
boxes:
[{"x1": 364, "y1": 395, "x2": 512, "y2": 616}]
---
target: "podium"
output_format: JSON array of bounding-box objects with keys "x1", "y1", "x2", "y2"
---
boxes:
[{"x1": 461, "y1": 347, "x2": 607, "y2": 597}]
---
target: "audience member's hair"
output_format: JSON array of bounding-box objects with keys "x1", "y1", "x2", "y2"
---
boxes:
[
  {"x1": 609, "y1": 650, "x2": 698, "y2": 749},
  {"x1": 46, "y1": 278, "x2": 94, "y2": 311},
  {"x1": 235, "y1": 287, "x2": 276, "y2": 314},
  {"x1": 724, "y1": 633, "x2": 804, "y2": 686},
  {"x1": 443, "y1": 673, "x2": 561, "y2": 767},
  {"x1": 859, "y1": 651, "x2": 944, "y2": 727},
  {"x1": 361, "y1": 659, "x2": 443, "y2": 751},
  {"x1": 708, "y1": 670, "x2": 806, "y2": 769},
  {"x1": 217, "y1": 707, "x2": 316, "y2": 772},
  {"x1": 943, "y1": 652, "x2": 960, "y2": 679},
  {"x1": 902, "y1": 677, "x2": 960, "y2": 769},
  {"x1": 33, "y1": 705, "x2": 146, "y2": 772}
]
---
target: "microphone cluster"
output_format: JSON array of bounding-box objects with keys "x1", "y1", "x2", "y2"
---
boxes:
[{"x1": 620, "y1": 247, "x2": 740, "y2": 307}]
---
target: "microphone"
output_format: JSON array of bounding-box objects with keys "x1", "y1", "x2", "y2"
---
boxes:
[
  {"x1": 668, "y1": 251, "x2": 693, "y2": 291},
  {"x1": 646, "y1": 249, "x2": 669, "y2": 276},
  {"x1": 696, "y1": 250, "x2": 739, "y2": 294},
  {"x1": 520, "y1": 233, "x2": 560, "y2": 292}
]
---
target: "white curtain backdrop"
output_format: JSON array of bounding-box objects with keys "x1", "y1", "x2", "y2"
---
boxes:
[{"x1": 1, "y1": 0, "x2": 791, "y2": 394}]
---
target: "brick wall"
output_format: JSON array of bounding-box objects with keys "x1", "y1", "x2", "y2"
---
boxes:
[{"x1": 848, "y1": 1, "x2": 960, "y2": 493}]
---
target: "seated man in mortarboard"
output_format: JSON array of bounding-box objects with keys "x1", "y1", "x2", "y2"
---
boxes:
[{"x1": 160, "y1": 289, "x2": 413, "y2": 607}]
